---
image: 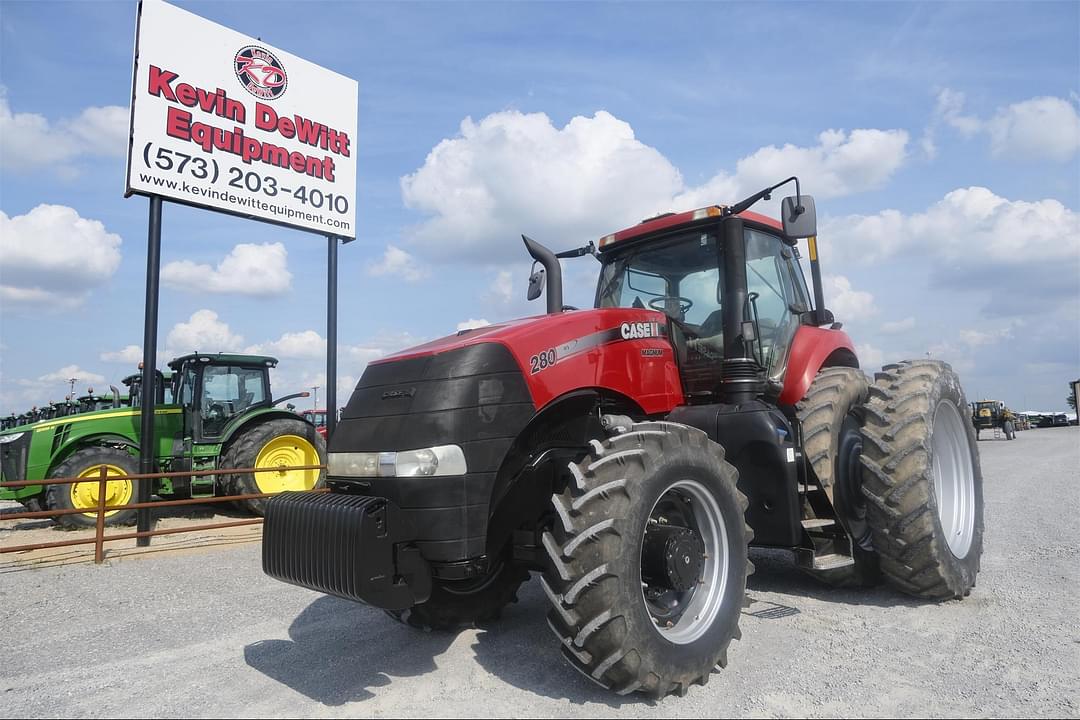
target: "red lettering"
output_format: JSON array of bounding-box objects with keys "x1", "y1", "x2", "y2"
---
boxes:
[
  {"x1": 175, "y1": 83, "x2": 196, "y2": 107},
  {"x1": 147, "y1": 65, "x2": 178, "y2": 101},
  {"x1": 294, "y1": 115, "x2": 322, "y2": 146},
  {"x1": 278, "y1": 116, "x2": 295, "y2": 139},
  {"x1": 165, "y1": 106, "x2": 191, "y2": 140},
  {"x1": 255, "y1": 103, "x2": 277, "y2": 131},
  {"x1": 289, "y1": 151, "x2": 307, "y2": 172}
]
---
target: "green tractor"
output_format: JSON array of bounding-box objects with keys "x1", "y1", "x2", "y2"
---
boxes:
[
  {"x1": 0, "y1": 353, "x2": 326, "y2": 528},
  {"x1": 971, "y1": 399, "x2": 1017, "y2": 440}
]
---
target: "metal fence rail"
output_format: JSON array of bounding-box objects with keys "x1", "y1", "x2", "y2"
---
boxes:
[{"x1": 0, "y1": 464, "x2": 326, "y2": 564}]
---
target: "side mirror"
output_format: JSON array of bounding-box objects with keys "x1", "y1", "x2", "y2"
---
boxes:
[
  {"x1": 781, "y1": 195, "x2": 817, "y2": 239},
  {"x1": 527, "y1": 266, "x2": 546, "y2": 301}
]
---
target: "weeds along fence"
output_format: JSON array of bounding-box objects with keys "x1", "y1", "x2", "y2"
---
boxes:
[{"x1": 0, "y1": 464, "x2": 326, "y2": 564}]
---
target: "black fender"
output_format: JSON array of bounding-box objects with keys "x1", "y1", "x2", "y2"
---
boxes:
[{"x1": 485, "y1": 388, "x2": 645, "y2": 557}]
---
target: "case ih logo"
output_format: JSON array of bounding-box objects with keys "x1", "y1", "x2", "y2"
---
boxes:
[{"x1": 234, "y1": 45, "x2": 287, "y2": 100}]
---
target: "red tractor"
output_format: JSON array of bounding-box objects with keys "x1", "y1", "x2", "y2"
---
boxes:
[
  {"x1": 263, "y1": 179, "x2": 983, "y2": 698},
  {"x1": 301, "y1": 408, "x2": 328, "y2": 439}
]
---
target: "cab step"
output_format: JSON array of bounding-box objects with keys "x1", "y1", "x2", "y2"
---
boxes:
[
  {"x1": 811, "y1": 553, "x2": 855, "y2": 570},
  {"x1": 800, "y1": 518, "x2": 835, "y2": 529}
]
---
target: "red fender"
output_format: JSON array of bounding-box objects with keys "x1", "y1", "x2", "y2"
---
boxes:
[{"x1": 779, "y1": 325, "x2": 858, "y2": 406}]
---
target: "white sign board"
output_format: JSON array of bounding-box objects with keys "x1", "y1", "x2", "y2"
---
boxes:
[{"x1": 126, "y1": 0, "x2": 358, "y2": 238}]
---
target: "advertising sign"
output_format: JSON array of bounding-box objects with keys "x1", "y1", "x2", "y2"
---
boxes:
[{"x1": 126, "y1": 0, "x2": 358, "y2": 238}]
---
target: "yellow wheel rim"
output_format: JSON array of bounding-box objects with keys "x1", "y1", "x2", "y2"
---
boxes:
[
  {"x1": 70, "y1": 464, "x2": 134, "y2": 517},
  {"x1": 254, "y1": 435, "x2": 320, "y2": 494}
]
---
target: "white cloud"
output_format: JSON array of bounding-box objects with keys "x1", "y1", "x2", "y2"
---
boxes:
[
  {"x1": 162, "y1": 242, "x2": 292, "y2": 296},
  {"x1": 928, "y1": 89, "x2": 1080, "y2": 163},
  {"x1": 935, "y1": 89, "x2": 983, "y2": 137},
  {"x1": 34, "y1": 365, "x2": 106, "y2": 386},
  {"x1": 824, "y1": 186, "x2": 1080, "y2": 266},
  {"x1": 401, "y1": 110, "x2": 911, "y2": 262},
  {"x1": 367, "y1": 245, "x2": 428, "y2": 282},
  {"x1": 456, "y1": 318, "x2": 491, "y2": 331},
  {"x1": 986, "y1": 96, "x2": 1080, "y2": 163},
  {"x1": 676, "y1": 128, "x2": 909, "y2": 211},
  {"x1": 0, "y1": 204, "x2": 122, "y2": 307},
  {"x1": 489, "y1": 270, "x2": 515, "y2": 304},
  {"x1": 0, "y1": 88, "x2": 127, "y2": 172},
  {"x1": 12, "y1": 365, "x2": 108, "y2": 405},
  {"x1": 880, "y1": 317, "x2": 916, "y2": 334},
  {"x1": 165, "y1": 310, "x2": 244, "y2": 356},
  {"x1": 823, "y1": 274, "x2": 877, "y2": 323},
  {"x1": 855, "y1": 344, "x2": 885, "y2": 370},
  {"x1": 959, "y1": 326, "x2": 1014, "y2": 347},
  {"x1": 100, "y1": 345, "x2": 144, "y2": 364},
  {"x1": 246, "y1": 330, "x2": 327, "y2": 360}
]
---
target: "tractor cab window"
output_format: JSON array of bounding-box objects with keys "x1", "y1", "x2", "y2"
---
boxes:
[
  {"x1": 199, "y1": 365, "x2": 268, "y2": 437},
  {"x1": 745, "y1": 229, "x2": 802, "y2": 378}
]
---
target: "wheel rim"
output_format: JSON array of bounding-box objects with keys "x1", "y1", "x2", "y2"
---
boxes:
[
  {"x1": 254, "y1": 435, "x2": 320, "y2": 494},
  {"x1": 931, "y1": 401, "x2": 976, "y2": 559},
  {"x1": 836, "y1": 414, "x2": 873, "y2": 551},
  {"x1": 640, "y1": 479, "x2": 729, "y2": 645},
  {"x1": 69, "y1": 464, "x2": 133, "y2": 517}
]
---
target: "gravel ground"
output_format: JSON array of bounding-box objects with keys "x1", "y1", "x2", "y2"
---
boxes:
[{"x1": 2, "y1": 426, "x2": 1077, "y2": 718}]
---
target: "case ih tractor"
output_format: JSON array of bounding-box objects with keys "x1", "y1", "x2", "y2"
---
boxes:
[
  {"x1": 0, "y1": 353, "x2": 325, "y2": 528},
  {"x1": 263, "y1": 179, "x2": 984, "y2": 699}
]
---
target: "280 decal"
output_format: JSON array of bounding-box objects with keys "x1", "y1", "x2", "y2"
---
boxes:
[{"x1": 529, "y1": 348, "x2": 558, "y2": 374}]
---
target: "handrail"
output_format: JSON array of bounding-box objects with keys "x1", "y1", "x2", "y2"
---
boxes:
[{"x1": 0, "y1": 463, "x2": 328, "y2": 564}]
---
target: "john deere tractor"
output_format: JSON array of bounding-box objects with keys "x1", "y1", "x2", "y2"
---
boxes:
[
  {"x1": 263, "y1": 178, "x2": 984, "y2": 699},
  {"x1": 0, "y1": 353, "x2": 325, "y2": 528}
]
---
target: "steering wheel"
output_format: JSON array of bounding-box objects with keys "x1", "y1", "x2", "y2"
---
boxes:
[
  {"x1": 206, "y1": 402, "x2": 229, "y2": 422},
  {"x1": 648, "y1": 295, "x2": 694, "y2": 317}
]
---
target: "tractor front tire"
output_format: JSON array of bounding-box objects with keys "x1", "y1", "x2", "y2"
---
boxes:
[
  {"x1": 1004, "y1": 421, "x2": 1015, "y2": 440},
  {"x1": 795, "y1": 367, "x2": 878, "y2": 587},
  {"x1": 860, "y1": 361, "x2": 984, "y2": 599},
  {"x1": 541, "y1": 422, "x2": 749, "y2": 698},
  {"x1": 46, "y1": 447, "x2": 138, "y2": 529},
  {"x1": 221, "y1": 418, "x2": 326, "y2": 515},
  {"x1": 386, "y1": 560, "x2": 530, "y2": 631}
]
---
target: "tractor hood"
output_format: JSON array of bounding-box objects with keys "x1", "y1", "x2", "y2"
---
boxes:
[{"x1": 369, "y1": 307, "x2": 684, "y2": 414}]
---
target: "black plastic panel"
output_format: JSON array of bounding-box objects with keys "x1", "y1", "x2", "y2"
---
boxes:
[
  {"x1": 329, "y1": 343, "x2": 536, "y2": 564},
  {"x1": 262, "y1": 491, "x2": 432, "y2": 610},
  {"x1": 667, "y1": 400, "x2": 802, "y2": 547}
]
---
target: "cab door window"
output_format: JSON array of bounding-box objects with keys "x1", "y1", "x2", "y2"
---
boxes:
[
  {"x1": 199, "y1": 366, "x2": 267, "y2": 437},
  {"x1": 745, "y1": 228, "x2": 801, "y2": 377}
]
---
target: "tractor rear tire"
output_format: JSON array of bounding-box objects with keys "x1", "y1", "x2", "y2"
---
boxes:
[
  {"x1": 860, "y1": 360, "x2": 983, "y2": 599},
  {"x1": 795, "y1": 367, "x2": 878, "y2": 587},
  {"x1": 386, "y1": 560, "x2": 530, "y2": 631},
  {"x1": 541, "y1": 422, "x2": 749, "y2": 698},
  {"x1": 221, "y1": 418, "x2": 326, "y2": 515},
  {"x1": 46, "y1": 447, "x2": 138, "y2": 529}
]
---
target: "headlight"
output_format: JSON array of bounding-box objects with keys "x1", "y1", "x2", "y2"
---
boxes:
[
  {"x1": 328, "y1": 444, "x2": 467, "y2": 478},
  {"x1": 0, "y1": 432, "x2": 25, "y2": 444}
]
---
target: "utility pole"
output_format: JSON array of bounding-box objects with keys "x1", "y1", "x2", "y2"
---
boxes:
[
  {"x1": 311, "y1": 385, "x2": 319, "y2": 412},
  {"x1": 68, "y1": 377, "x2": 77, "y2": 400}
]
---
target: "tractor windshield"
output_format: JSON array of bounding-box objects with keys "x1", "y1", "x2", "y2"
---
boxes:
[
  {"x1": 200, "y1": 365, "x2": 269, "y2": 437},
  {"x1": 596, "y1": 225, "x2": 808, "y2": 391}
]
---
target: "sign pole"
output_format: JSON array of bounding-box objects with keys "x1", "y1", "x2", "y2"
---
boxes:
[
  {"x1": 326, "y1": 235, "x2": 338, "y2": 439},
  {"x1": 137, "y1": 195, "x2": 163, "y2": 546}
]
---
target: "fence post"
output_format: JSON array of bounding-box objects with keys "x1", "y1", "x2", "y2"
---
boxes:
[{"x1": 94, "y1": 466, "x2": 107, "y2": 564}]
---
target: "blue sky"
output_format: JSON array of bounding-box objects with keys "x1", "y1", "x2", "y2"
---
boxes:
[{"x1": 1, "y1": 0, "x2": 1077, "y2": 413}]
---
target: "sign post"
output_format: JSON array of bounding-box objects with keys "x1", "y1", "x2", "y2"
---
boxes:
[{"x1": 126, "y1": 0, "x2": 358, "y2": 539}]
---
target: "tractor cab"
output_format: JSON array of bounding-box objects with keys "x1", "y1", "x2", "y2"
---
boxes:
[
  {"x1": 167, "y1": 354, "x2": 278, "y2": 443},
  {"x1": 122, "y1": 370, "x2": 173, "y2": 407},
  {"x1": 593, "y1": 211, "x2": 814, "y2": 401}
]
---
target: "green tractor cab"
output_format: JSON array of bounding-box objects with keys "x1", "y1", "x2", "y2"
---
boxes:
[{"x1": 0, "y1": 353, "x2": 325, "y2": 528}]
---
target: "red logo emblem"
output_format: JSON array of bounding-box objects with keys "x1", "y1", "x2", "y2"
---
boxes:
[{"x1": 234, "y1": 46, "x2": 287, "y2": 101}]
